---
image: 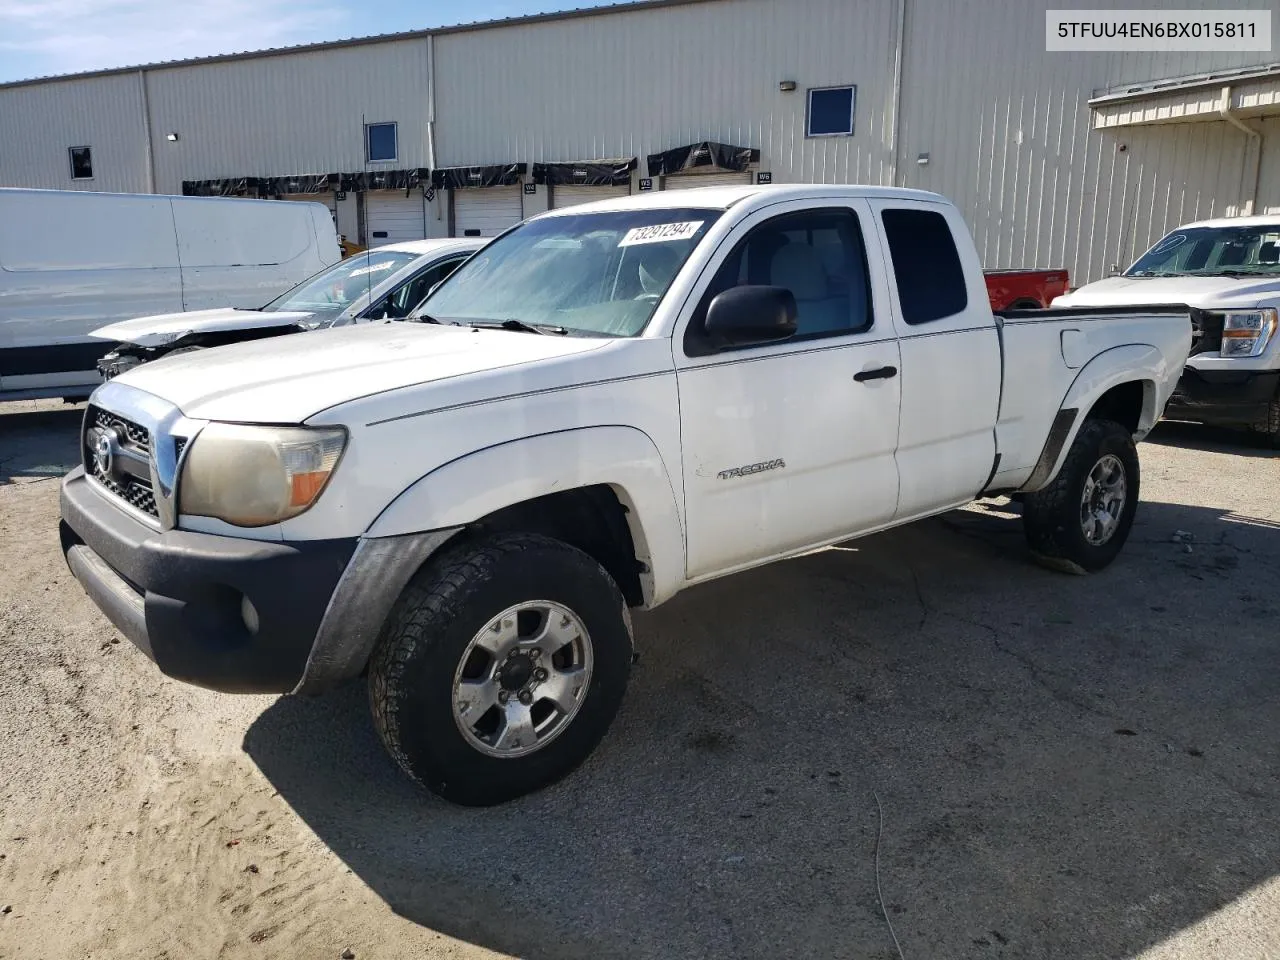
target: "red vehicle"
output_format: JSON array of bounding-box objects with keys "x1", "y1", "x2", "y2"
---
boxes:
[{"x1": 985, "y1": 268, "x2": 1070, "y2": 311}]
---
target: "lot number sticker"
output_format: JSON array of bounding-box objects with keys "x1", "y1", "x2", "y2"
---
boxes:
[{"x1": 619, "y1": 221, "x2": 704, "y2": 246}]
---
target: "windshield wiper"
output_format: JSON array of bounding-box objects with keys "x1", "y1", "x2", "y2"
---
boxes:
[{"x1": 467, "y1": 318, "x2": 568, "y2": 335}]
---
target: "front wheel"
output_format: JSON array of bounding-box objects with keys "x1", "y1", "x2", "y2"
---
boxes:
[
  {"x1": 1249, "y1": 394, "x2": 1280, "y2": 447},
  {"x1": 368, "y1": 532, "x2": 633, "y2": 806},
  {"x1": 1022, "y1": 418, "x2": 1140, "y2": 574}
]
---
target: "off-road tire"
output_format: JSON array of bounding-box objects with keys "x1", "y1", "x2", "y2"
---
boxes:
[
  {"x1": 1249, "y1": 394, "x2": 1280, "y2": 447},
  {"x1": 1022, "y1": 418, "x2": 1140, "y2": 574},
  {"x1": 368, "y1": 532, "x2": 633, "y2": 806}
]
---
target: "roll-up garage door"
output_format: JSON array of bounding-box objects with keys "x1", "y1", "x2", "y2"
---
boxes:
[
  {"x1": 549, "y1": 183, "x2": 631, "y2": 209},
  {"x1": 453, "y1": 186, "x2": 523, "y2": 237},
  {"x1": 662, "y1": 171, "x2": 754, "y2": 190},
  {"x1": 365, "y1": 190, "x2": 426, "y2": 246}
]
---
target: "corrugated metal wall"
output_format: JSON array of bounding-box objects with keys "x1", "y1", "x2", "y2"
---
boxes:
[
  {"x1": 1, "y1": 0, "x2": 1277, "y2": 282},
  {"x1": 0, "y1": 73, "x2": 150, "y2": 193},
  {"x1": 432, "y1": 0, "x2": 900, "y2": 185},
  {"x1": 896, "y1": 0, "x2": 1278, "y2": 282},
  {"x1": 146, "y1": 38, "x2": 432, "y2": 194},
  {"x1": 1259, "y1": 118, "x2": 1280, "y2": 216}
]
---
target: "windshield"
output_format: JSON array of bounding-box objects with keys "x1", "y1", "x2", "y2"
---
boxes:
[
  {"x1": 262, "y1": 249, "x2": 419, "y2": 321},
  {"x1": 1126, "y1": 224, "x2": 1280, "y2": 277},
  {"x1": 413, "y1": 208, "x2": 722, "y2": 336}
]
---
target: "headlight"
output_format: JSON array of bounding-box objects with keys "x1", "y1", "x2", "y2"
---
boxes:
[
  {"x1": 180, "y1": 423, "x2": 347, "y2": 527},
  {"x1": 1220, "y1": 308, "x2": 1277, "y2": 358}
]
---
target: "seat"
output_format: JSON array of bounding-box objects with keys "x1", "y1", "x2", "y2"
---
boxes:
[
  {"x1": 769, "y1": 244, "x2": 848, "y2": 335},
  {"x1": 1258, "y1": 241, "x2": 1279, "y2": 265}
]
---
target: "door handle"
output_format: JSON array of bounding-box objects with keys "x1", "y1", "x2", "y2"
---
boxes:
[{"x1": 853, "y1": 365, "x2": 898, "y2": 382}]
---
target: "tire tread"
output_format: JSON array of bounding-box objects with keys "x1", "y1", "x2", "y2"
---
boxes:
[{"x1": 368, "y1": 532, "x2": 629, "y2": 803}]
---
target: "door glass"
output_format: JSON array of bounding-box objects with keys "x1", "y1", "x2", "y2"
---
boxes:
[
  {"x1": 687, "y1": 208, "x2": 872, "y2": 353},
  {"x1": 381, "y1": 257, "x2": 469, "y2": 319}
]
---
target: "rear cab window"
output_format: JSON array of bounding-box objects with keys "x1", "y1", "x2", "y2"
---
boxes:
[{"x1": 880, "y1": 208, "x2": 968, "y2": 325}]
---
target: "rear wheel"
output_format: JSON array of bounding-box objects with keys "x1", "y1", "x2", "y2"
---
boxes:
[
  {"x1": 368, "y1": 532, "x2": 633, "y2": 806},
  {"x1": 1022, "y1": 418, "x2": 1139, "y2": 573}
]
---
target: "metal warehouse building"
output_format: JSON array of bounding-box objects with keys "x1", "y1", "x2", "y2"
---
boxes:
[{"x1": 1, "y1": 0, "x2": 1278, "y2": 284}]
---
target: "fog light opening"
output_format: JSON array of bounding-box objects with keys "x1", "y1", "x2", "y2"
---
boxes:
[{"x1": 240, "y1": 595, "x2": 260, "y2": 636}]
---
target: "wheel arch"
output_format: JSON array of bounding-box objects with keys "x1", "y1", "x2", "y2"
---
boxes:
[
  {"x1": 1021, "y1": 344, "x2": 1164, "y2": 493},
  {"x1": 365, "y1": 425, "x2": 685, "y2": 608}
]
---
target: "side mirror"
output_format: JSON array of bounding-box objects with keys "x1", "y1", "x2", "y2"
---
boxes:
[{"x1": 704, "y1": 285, "x2": 798, "y2": 349}]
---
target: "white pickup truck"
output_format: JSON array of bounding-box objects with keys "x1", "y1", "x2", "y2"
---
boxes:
[
  {"x1": 1054, "y1": 215, "x2": 1280, "y2": 444},
  {"x1": 60, "y1": 185, "x2": 1191, "y2": 805}
]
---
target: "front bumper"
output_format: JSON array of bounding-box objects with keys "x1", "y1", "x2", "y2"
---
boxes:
[
  {"x1": 1165, "y1": 367, "x2": 1279, "y2": 427},
  {"x1": 60, "y1": 467, "x2": 356, "y2": 693}
]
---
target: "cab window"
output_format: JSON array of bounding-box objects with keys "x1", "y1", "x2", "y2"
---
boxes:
[
  {"x1": 373, "y1": 256, "x2": 470, "y2": 319},
  {"x1": 686, "y1": 208, "x2": 872, "y2": 355}
]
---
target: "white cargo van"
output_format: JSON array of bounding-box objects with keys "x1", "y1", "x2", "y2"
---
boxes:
[{"x1": 0, "y1": 188, "x2": 340, "y2": 401}]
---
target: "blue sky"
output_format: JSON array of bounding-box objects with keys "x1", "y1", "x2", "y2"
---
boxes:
[{"x1": 0, "y1": 0, "x2": 613, "y2": 83}]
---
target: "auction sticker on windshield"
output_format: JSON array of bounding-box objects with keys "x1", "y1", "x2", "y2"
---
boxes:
[{"x1": 619, "y1": 221, "x2": 704, "y2": 246}]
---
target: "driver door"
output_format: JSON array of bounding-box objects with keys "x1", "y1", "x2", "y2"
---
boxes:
[{"x1": 674, "y1": 199, "x2": 903, "y2": 580}]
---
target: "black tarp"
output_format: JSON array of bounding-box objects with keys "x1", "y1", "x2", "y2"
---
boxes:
[
  {"x1": 645, "y1": 141, "x2": 760, "y2": 177},
  {"x1": 183, "y1": 170, "x2": 428, "y2": 197},
  {"x1": 432, "y1": 163, "x2": 526, "y2": 189},
  {"x1": 182, "y1": 177, "x2": 263, "y2": 197},
  {"x1": 264, "y1": 173, "x2": 340, "y2": 195},
  {"x1": 531, "y1": 157, "x2": 636, "y2": 186},
  {"x1": 343, "y1": 168, "x2": 430, "y2": 193}
]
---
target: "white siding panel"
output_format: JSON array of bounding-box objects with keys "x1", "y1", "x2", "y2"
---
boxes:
[
  {"x1": 146, "y1": 39, "x2": 431, "y2": 195},
  {"x1": 433, "y1": 0, "x2": 899, "y2": 186},
  {"x1": 896, "y1": 0, "x2": 1276, "y2": 283},
  {"x1": 1255, "y1": 118, "x2": 1280, "y2": 216},
  {"x1": 0, "y1": 74, "x2": 149, "y2": 193}
]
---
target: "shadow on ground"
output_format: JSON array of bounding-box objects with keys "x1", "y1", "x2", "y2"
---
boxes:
[
  {"x1": 0, "y1": 404, "x2": 84, "y2": 483},
  {"x1": 1147, "y1": 419, "x2": 1279, "y2": 459},
  {"x1": 244, "y1": 496, "x2": 1280, "y2": 960}
]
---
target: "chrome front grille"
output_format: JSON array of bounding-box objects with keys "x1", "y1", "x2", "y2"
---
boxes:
[
  {"x1": 82, "y1": 381, "x2": 204, "y2": 531},
  {"x1": 92, "y1": 406, "x2": 150, "y2": 454},
  {"x1": 84, "y1": 404, "x2": 159, "y2": 520}
]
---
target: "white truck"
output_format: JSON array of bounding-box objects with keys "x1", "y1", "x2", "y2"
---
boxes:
[
  {"x1": 1053, "y1": 215, "x2": 1280, "y2": 444},
  {"x1": 60, "y1": 185, "x2": 1192, "y2": 805}
]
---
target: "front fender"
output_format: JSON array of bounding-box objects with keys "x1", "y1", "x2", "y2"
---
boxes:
[
  {"x1": 1021, "y1": 344, "x2": 1167, "y2": 492},
  {"x1": 366, "y1": 425, "x2": 686, "y2": 606}
]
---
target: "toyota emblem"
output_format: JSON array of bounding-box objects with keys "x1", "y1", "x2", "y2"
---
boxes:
[{"x1": 94, "y1": 431, "x2": 115, "y2": 477}]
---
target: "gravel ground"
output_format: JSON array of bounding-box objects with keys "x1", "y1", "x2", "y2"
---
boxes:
[{"x1": 1, "y1": 398, "x2": 1278, "y2": 960}]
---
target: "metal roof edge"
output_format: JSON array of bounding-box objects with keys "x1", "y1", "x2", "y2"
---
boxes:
[
  {"x1": 1089, "y1": 61, "x2": 1280, "y2": 106},
  {"x1": 0, "y1": 0, "x2": 719, "y2": 90}
]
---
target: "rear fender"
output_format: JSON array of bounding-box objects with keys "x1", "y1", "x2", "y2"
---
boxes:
[
  {"x1": 1021, "y1": 344, "x2": 1165, "y2": 492},
  {"x1": 365, "y1": 426, "x2": 685, "y2": 606}
]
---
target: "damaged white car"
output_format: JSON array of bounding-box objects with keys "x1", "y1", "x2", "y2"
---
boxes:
[{"x1": 92, "y1": 238, "x2": 485, "y2": 378}]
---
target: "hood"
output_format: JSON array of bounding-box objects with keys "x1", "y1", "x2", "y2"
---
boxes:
[
  {"x1": 111, "y1": 321, "x2": 609, "y2": 423},
  {"x1": 1054, "y1": 275, "x2": 1280, "y2": 310},
  {"x1": 92, "y1": 307, "x2": 317, "y2": 347}
]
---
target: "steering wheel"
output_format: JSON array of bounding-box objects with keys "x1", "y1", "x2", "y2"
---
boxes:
[{"x1": 634, "y1": 292, "x2": 661, "y2": 304}]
